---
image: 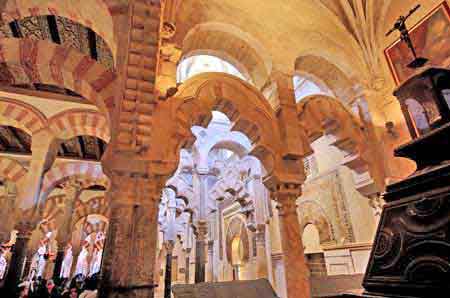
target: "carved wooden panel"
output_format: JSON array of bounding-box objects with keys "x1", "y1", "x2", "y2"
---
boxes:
[{"x1": 364, "y1": 187, "x2": 450, "y2": 296}]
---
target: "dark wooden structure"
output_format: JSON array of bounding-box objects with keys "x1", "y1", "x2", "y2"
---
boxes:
[{"x1": 352, "y1": 68, "x2": 450, "y2": 298}]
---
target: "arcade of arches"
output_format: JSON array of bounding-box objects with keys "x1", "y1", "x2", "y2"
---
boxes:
[{"x1": 0, "y1": 1, "x2": 445, "y2": 298}]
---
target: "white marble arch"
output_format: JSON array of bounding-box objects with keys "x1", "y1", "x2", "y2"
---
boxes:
[{"x1": 190, "y1": 125, "x2": 252, "y2": 172}]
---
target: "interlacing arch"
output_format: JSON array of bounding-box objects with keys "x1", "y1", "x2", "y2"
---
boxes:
[
  {"x1": 49, "y1": 109, "x2": 111, "y2": 142},
  {"x1": 81, "y1": 217, "x2": 108, "y2": 237},
  {"x1": 36, "y1": 195, "x2": 109, "y2": 236},
  {"x1": 225, "y1": 216, "x2": 250, "y2": 265},
  {"x1": 0, "y1": 0, "x2": 121, "y2": 60},
  {"x1": 37, "y1": 194, "x2": 65, "y2": 235},
  {"x1": 40, "y1": 162, "x2": 108, "y2": 202},
  {"x1": 0, "y1": 156, "x2": 27, "y2": 183},
  {"x1": 181, "y1": 22, "x2": 273, "y2": 88},
  {"x1": 210, "y1": 165, "x2": 249, "y2": 203},
  {"x1": 297, "y1": 94, "x2": 366, "y2": 148},
  {"x1": 160, "y1": 73, "x2": 282, "y2": 177},
  {"x1": 73, "y1": 196, "x2": 110, "y2": 226},
  {"x1": 297, "y1": 200, "x2": 334, "y2": 245},
  {"x1": 0, "y1": 98, "x2": 48, "y2": 135},
  {"x1": 0, "y1": 38, "x2": 117, "y2": 117},
  {"x1": 296, "y1": 94, "x2": 385, "y2": 190}
]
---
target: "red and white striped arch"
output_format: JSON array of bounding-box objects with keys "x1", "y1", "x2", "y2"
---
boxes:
[
  {"x1": 0, "y1": 98, "x2": 48, "y2": 135},
  {"x1": 73, "y1": 196, "x2": 110, "y2": 227},
  {"x1": 49, "y1": 109, "x2": 110, "y2": 142},
  {"x1": 0, "y1": 156, "x2": 27, "y2": 183},
  {"x1": 0, "y1": 38, "x2": 117, "y2": 117},
  {"x1": 40, "y1": 161, "x2": 108, "y2": 201},
  {"x1": 82, "y1": 218, "x2": 108, "y2": 237},
  {"x1": 37, "y1": 194, "x2": 65, "y2": 234}
]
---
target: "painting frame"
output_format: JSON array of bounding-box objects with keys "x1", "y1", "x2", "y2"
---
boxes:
[{"x1": 384, "y1": 1, "x2": 450, "y2": 85}]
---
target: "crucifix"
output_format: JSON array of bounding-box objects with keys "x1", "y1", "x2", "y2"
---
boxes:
[{"x1": 386, "y1": 4, "x2": 428, "y2": 68}]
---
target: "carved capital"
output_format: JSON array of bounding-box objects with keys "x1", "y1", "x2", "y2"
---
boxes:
[
  {"x1": 195, "y1": 220, "x2": 208, "y2": 241},
  {"x1": 165, "y1": 240, "x2": 175, "y2": 254},
  {"x1": 271, "y1": 182, "x2": 301, "y2": 217},
  {"x1": 207, "y1": 240, "x2": 214, "y2": 251},
  {"x1": 160, "y1": 43, "x2": 182, "y2": 63},
  {"x1": 255, "y1": 229, "x2": 266, "y2": 245},
  {"x1": 161, "y1": 22, "x2": 176, "y2": 40},
  {"x1": 269, "y1": 180, "x2": 302, "y2": 199},
  {"x1": 14, "y1": 220, "x2": 34, "y2": 238}
]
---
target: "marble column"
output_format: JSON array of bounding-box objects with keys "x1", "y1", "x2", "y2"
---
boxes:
[
  {"x1": 275, "y1": 187, "x2": 311, "y2": 298},
  {"x1": 194, "y1": 220, "x2": 207, "y2": 283},
  {"x1": 184, "y1": 248, "x2": 191, "y2": 284},
  {"x1": 193, "y1": 169, "x2": 210, "y2": 283},
  {"x1": 164, "y1": 241, "x2": 174, "y2": 298},
  {"x1": 206, "y1": 240, "x2": 214, "y2": 282},
  {"x1": 2, "y1": 223, "x2": 33, "y2": 296},
  {"x1": 53, "y1": 179, "x2": 82, "y2": 281},
  {"x1": 99, "y1": 174, "x2": 162, "y2": 298},
  {"x1": 255, "y1": 228, "x2": 269, "y2": 279}
]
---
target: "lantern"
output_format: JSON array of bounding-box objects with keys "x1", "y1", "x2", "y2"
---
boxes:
[{"x1": 394, "y1": 68, "x2": 450, "y2": 138}]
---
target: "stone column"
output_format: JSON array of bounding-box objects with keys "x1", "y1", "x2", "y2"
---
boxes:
[
  {"x1": 164, "y1": 241, "x2": 174, "y2": 298},
  {"x1": 184, "y1": 248, "x2": 191, "y2": 284},
  {"x1": 99, "y1": 173, "x2": 162, "y2": 298},
  {"x1": 194, "y1": 220, "x2": 207, "y2": 283},
  {"x1": 274, "y1": 185, "x2": 311, "y2": 298},
  {"x1": 193, "y1": 168, "x2": 210, "y2": 283},
  {"x1": 206, "y1": 240, "x2": 214, "y2": 282},
  {"x1": 22, "y1": 251, "x2": 34, "y2": 281},
  {"x1": 17, "y1": 129, "x2": 58, "y2": 209},
  {"x1": 255, "y1": 228, "x2": 269, "y2": 279},
  {"x1": 0, "y1": 181, "x2": 16, "y2": 243},
  {"x1": 2, "y1": 223, "x2": 33, "y2": 296},
  {"x1": 53, "y1": 179, "x2": 82, "y2": 281}
]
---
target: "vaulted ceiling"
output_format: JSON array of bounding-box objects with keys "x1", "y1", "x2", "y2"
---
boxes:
[
  {"x1": 57, "y1": 135, "x2": 106, "y2": 161},
  {"x1": 0, "y1": 125, "x2": 106, "y2": 161},
  {"x1": 0, "y1": 125, "x2": 31, "y2": 154},
  {"x1": 173, "y1": 0, "x2": 444, "y2": 93}
]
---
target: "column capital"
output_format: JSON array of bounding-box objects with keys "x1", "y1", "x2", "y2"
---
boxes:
[
  {"x1": 14, "y1": 220, "x2": 35, "y2": 238},
  {"x1": 267, "y1": 175, "x2": 303, "y2": 199},
  {"x1": 255, "y1": 226, "x2": 266, "y2": 240},
  {"x1": 195, "y1": 167, "x2": 210, "y2": 176},
  {"x1": 194, "y1": 220, "x2": 208, "y2": 241},
  {"x1": 164, "y1": 240, "x2": 175, "y2": 254},
  {"x1": 270, "y1": 182, "x2": 301, "y2": 218},
  {"x1": 160, "y1": 43, "x2": 182, "y2": 63}
]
